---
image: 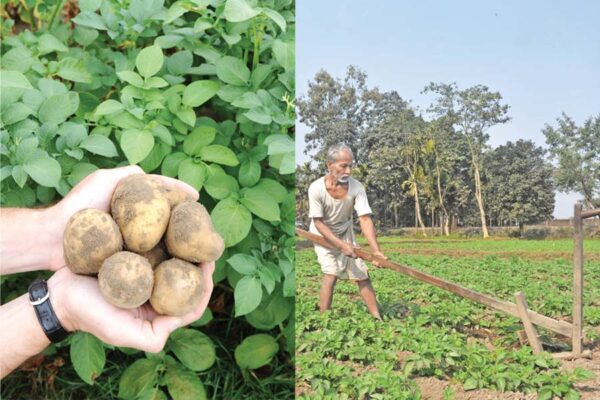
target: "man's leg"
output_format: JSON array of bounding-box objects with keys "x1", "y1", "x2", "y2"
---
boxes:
[
  {"x1": 357, "y1": 279, "x2": 381, "y2": 320},
  {"x1": 319, "y1": 274, "x2": 338, "y2": 313}
]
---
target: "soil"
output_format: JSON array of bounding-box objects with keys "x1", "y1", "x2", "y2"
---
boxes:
[
  {"x1": 561, "y1": 346, "x2": 600, "y2": 400},
  {"x1": 414, "y1": 376, "x2": 537, "y2": 400}
]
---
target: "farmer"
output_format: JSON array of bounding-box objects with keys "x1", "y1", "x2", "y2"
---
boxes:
[
  {"x1": 308, "y1": 143, "x2": 387, "y2": 319},
  {"x1": 0, "y1": 166, "x2": 214, "y2": 379}
]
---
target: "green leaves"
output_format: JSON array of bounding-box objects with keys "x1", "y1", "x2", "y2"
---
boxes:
[
  {"x1": 80, "y1": 135, "x2": 118, "y2": 157},
  {"x1": 120, "y1": 129, "x2": 155, "y2": 164},
  {"x1": 199, "y1": 145, "x2": 239, "y2": 166},
  {"x1": 234, "y1": 334, "x2": 278, "y2": 369},
  {"x1": 223, "y1": 0, "x2": 260, "y2": 22},
  {"x1": 0, "y1": 70, "x2": 33, "y2": 90},
  {"x1": 70, "y1": 332, "x2": 106, "y2": 385},
  {"x1": 118, "y1": 358, "x2": 160, "y2": 399},
  {"x1": 164, "y1": 365, "x2": 207, "y2": 400},
  {"x1": 57, "y1": 58, "x2": 92, "y2": 83},
  {"x1": 117, "y1": 71, "x2": 144, "y2": 87},
  {"x1": 241, "y1": 187, "x2": 280, "y2": 221},
  {"x1": 23, "y1": 157, "x2": 61, "y2": 187},
  {"x1": 183, "y1": 126, "x2": 216, "y2": 155},
  {"x1": 216, "y1": 56, "x2": 250, "y2": 86},
  {"x1": 227, "y1": 254, "x2": 260, "y2": 275},
  {"x1": 234, "y1": 275, "x2": 262, "y2": 316},
  {"x1": 211, "y1": 198, "x2": 252, "y2": 247},
  {"x1": 182, "y1": 81, "x2": 219, "y2": 107},
  {"x1": 169, "y1": 329, "x2": 216, "y2": 371},
  {"x1": 136, "y1": 45, "x2": 164, "y2": 78},
  {"x1": 72, "y1": 11, "x2": 107, "y2": 30},
  {"x1": 38, "y1": 34, "x2": 68, "y2": 55},
  {"x1": 178, "y1": 158, "x2": 206, "y2": 191},
  {"x1": 1, "y1": 0, "x2": 295, "y2": 393},
  {"x1": 95, "y1": 100, "x2": 124, "y2": 116},
  {"x1": 38, "y1": 93, "x2": 79, "y2": 124},
  {"x1": 272, "y1": 39, "x2": 295, "y2": 71}
]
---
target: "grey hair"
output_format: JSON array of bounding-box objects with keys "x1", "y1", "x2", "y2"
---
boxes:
[{"x1": 326, "y1": 143, "x2": 353, "y2": 162}]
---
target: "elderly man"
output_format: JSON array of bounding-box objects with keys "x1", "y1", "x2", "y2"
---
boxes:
[{"x1": 308, "y1": 143, "x2": 387, "y2": 319}]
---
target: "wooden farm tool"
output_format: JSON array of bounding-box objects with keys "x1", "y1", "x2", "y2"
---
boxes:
[{"x1": 296, "y1": 228, "x2": 573, "y2": 338}]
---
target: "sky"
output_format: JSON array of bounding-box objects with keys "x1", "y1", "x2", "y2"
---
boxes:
[{"x1": 295, "y1": 0, "x2": 600, "y2": 218}]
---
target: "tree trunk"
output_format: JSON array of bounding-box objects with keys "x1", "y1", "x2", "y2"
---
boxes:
[
  {"x1": 519, "y1": 221, "x2": 524, "y2": 237},
  {"x1": 414, "y1": 186, "x2": 426, "y2": 236},
  {"x1": 468, "y1": 141, "x2": 489, "y2": 238}
]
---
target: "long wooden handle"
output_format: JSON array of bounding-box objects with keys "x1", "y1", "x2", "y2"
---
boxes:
[{"x1": 296, "y1": 228, "x2": 573, "y2": 337}]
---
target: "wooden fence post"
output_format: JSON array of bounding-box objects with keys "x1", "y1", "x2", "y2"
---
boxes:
[{"x1": 573, "y1": 204, "x2": 583, "y2": 356}]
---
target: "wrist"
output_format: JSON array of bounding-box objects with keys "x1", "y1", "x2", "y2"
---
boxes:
[{"x1": 47, "y1": 270, "x2": 77, "y2": 332}]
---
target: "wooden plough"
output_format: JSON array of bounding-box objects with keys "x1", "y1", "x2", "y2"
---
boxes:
[{"x1": 297, "y1": 205, "x2": 599, "y2": 360}]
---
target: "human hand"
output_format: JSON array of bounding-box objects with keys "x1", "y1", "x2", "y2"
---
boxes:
[
  {"x1": 371, "y1": 250, "x2": 388, "y2": 268},
  {"x1": 340, "y1": 242, "x2": 357, "y2": 258},
  {"x1": 48, "y1": 261, "x2": 214, "y2": 352},
  {"x1": 45, "y1": 166, "x2": 198, "y2": 271}
]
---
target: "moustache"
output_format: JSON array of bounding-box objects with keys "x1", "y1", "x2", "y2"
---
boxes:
[{"x1": 338, "y1": 175, "x2": 350, "y2": 183}]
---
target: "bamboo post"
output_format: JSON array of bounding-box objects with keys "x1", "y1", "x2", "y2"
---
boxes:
[
  {"x1": 515, "y1": 291, "x2": 543, "y2": 354},
  {"x1": 572, "y1": 204, "x2": 584, "y2": 356}
]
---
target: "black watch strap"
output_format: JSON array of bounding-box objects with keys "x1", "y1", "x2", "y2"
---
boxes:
[{"x1": 28, "y1": 279, "x2": 70, "y2": 343}]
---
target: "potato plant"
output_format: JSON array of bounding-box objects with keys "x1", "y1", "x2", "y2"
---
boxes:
[{"x1": 0, "y1": 0, "x2": 294, "y2": 398}]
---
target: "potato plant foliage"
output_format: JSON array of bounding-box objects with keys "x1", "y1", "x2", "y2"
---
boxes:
[
  {"x1": 0, "y1": 0, "x2": 294, "y2": 397},
  {"x1": 296, "y1": 238, "x2": 599, "y2": 399}
]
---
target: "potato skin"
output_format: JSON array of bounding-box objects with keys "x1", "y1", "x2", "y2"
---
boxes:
[
  {"x1": 166, "y1": 202, "x2": 224, "y2": 263},
  {"x1": 160, "y1": 185, "x2": 196, "y2": 208},
  {"x1": 63, "y1": 209, "x2": 123, "y2": 275},
  {"x1": 99, "y1": 252, "x2": 154, "y2": 309},
  {"x1": 150, "y1": 258, "x2": 203, "y2": 316},
  {"x1": 139, "y1": 241, "x2": 168, "y2": 269},
  {"x1": 111, "y1": 175, "x2": 170, "y2": 253}
]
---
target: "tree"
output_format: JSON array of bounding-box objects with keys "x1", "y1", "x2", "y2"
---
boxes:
[
  {"x1": 485, "y1": 140, "x2": 555, "y2": 235},
  {"x1": 424, "y1": 83, "x2": 510, "y2": 238},
  {"x1": 297, "y1": 66, "x2": 380, "y2": 167},
  {"x1": 543, "y1": 113, "x2": 600, "y2": 208}
]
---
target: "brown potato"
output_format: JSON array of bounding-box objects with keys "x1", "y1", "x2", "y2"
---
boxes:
[
  {"x1": 110, "y1": 175, "x2": 170, "y2": 253},
  {"x1": 150, "y1": 258, "x2": 203, "y2": 316},
  {"x1": 166, "y1": 202, "x2": 224, "y2": 263},
  {"x1": 159, "y1": 185, "x2": 196, "y2": 208},
  {"x1": 139, "y1": 241, "x2": 168, "y2": 269},
  {"x1": 63, "y1": 209, "x2": 123, "y2": 275},
  {"x1": 98, "y1": 252, "x2": 154, "y2": 309}
]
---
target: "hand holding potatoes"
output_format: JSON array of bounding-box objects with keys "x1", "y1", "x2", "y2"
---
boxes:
[{"x1": 61, "y1": 169, "x2": 223, "y2": 317}]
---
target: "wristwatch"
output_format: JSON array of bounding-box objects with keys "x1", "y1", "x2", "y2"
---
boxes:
[{"x1": 28, "y1": 279, "x2": 70, "y2": 343}]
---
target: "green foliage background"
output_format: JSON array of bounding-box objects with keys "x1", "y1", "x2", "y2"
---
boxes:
[{"x1": 1, "y1": 0, "x2": 295, "y2": 398}]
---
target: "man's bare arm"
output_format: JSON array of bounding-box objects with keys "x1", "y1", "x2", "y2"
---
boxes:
[
  {"x1": 358, "y1": 214, "x2": 386, "y2": 258},
  {"x1": 313, "y1": 218, "x2": 357, "y2": 258}
]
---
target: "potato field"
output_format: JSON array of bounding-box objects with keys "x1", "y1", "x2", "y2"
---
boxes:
[{"x1": 296, "y1": 237, "x2": 600, "y2": 399}]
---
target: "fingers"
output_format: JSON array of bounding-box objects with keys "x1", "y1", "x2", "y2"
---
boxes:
[
  {"x1": 150, "y1": 174, "x2": 199, "y2": 202},
  {"x1": 129, "y1": 316, "x2": 183, "y2": 353},
  {"x1": 180, "y1": 261, "x2": 215, "y2": 326}
]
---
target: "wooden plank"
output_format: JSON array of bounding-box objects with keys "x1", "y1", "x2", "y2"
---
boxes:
[
  {"x1": 581, "y1": 208, "x2": 600, "y2": 219},
  {"x1": 296, "y1": 228, "x2": 573, "y2": 337},
  {"x1": 552, "y1": 350, "x2": 592, "y2": 360},
  {"x1": 573, "y1": 204, "x2": 584, "y2": 356},
  {"x1": 515, "y1": 292, "x2": 543, "y2": 354}
]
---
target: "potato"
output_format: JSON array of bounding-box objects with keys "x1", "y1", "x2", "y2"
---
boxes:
[
  {"x1": 150, "y1": 258, "x2": 204, "y2": 316},
  {"x1": 98, "y1": 252, "x2": 154, "y2": 309},
  {"x1": 139, "y1": 241, "x2": 168, "y2": 269},
  {"x1": 166, "y1": 202, "x2": 224, "y2": 263},
  {"x1": 63, "y1": 209, "x2": 123, "y2": 275},
  {"x1": 160, "y1": 185, "x2": 196, "y2": 208},
  {"x1": 111, "y1": 175, "x2": 170, "y2": 253}
]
